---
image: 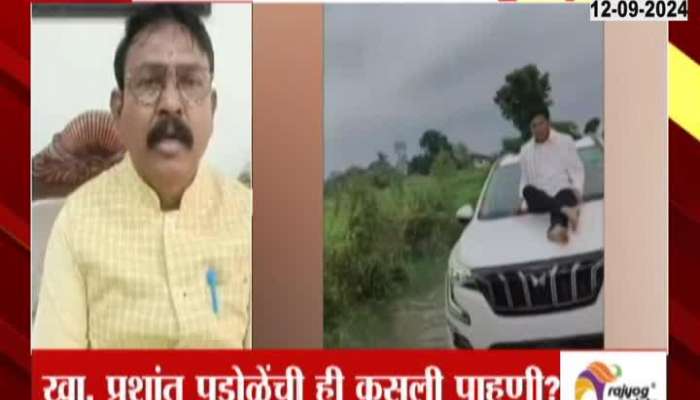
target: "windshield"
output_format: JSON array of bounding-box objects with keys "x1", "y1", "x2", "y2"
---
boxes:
[{"x1": 478, "y1": 145, "x2": 604, "y2": 220}]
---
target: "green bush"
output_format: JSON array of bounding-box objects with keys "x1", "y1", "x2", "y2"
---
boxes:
[
  {"x1": 323, "y1": 166, "x2": 490, "y2": 346},
  {"x1": 431, "y1": 150, "x2": 457, "y2": 178},
  {"x1": 324, "y1": 182, "x2": 409, "y2": 336}
]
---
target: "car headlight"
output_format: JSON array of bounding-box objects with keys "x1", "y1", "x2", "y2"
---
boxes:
[
  {"x1": 448, "y1": 253, "x2": 477, "y2": 288},
  {"x1": 446, "y1": 253, "x2": 474, "y2": 325}
]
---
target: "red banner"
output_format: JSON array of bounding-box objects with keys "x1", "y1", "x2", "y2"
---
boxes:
[{"x1": 33, "y1": 350, "x2": 560, "y2": 400}]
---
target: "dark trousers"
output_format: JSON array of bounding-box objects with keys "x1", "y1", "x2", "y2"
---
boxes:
[{"x1": 522, "y1": 185, "x2": 578, "y2": 229}]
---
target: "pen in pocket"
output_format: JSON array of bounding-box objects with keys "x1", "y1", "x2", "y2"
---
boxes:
[{"x1": 206, "y1": 267, "x2": 219, "y2": 315}]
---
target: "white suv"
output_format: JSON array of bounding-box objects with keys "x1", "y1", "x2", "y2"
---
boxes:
[{"x1": 445, "y1": 136, "x2": 604, "y2": 349}]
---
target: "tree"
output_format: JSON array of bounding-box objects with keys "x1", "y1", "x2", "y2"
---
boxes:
[
  {"x1": 550, "y1": 120, "x2": 581, "y2": 139},
  {"x1": 408, "y1": 154, "x2": 431, "y2": 175},
  {"x1": 501, "y1": 137, "x2": 524, "y2": 154},
  {"x1": 452, "y1": 142, "x2": 472, "y2": 169},
  {"x1": 494, "y1": 64, "x2": 552, "y2": 140},
  {"x1": 409, "y1": 129, "x2": 454, "y2": 175},
  {"x1": 368, "y1": 152, "x2": 390, "y2": 170},
  {"x1": 431, "y1": 149, "x2": 457, "y2": 178},
  {"x1": 368, "y1": 151, "x2": 397, "y2": 189},
  {"x1": 584, "y1": 117, "x2": 601, "y2": 135},
  {"x1": 419, "y1": 129, "x2": 453, "y2": 157}
]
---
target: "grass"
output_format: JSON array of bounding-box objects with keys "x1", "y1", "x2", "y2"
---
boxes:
[
  {"x1": 325, "y1": 168, "x2": 489, "y2": 242},
  {"x1": 323, "y1": 167, "x2": 490, "y2": 348},
  {"x1": 328, "y1": 256, "x2": 450, "y2": 348}
]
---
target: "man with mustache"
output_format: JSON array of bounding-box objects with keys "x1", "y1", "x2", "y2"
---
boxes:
[{"x1": 33, "y1": 4, "x2": 252, "y2": 348}]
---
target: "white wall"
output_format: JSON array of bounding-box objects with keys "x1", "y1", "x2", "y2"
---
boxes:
[{"x1": 31, "y1": 4, "x2": 251, "y2": 177}]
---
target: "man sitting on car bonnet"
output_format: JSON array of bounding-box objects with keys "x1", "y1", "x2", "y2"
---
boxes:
[{"x1": 517, "y1": 106, "x2": 585, "y2": 244}]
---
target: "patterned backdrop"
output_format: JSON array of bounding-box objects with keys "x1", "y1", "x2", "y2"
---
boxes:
[
  {"x1": 1, "y1": 0, "x2": 31, "y2": 397},
  {"x1": 669, "y1": 0, "x2": 700, "y2": 397}
]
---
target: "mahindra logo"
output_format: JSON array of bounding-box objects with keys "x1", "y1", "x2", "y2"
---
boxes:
[{"x1": 528, "y1": 271, "x2": 548, "y2": 288}]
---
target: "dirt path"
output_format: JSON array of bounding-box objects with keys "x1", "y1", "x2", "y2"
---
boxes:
[
  {"x1": 386, "y1": 274, "x2": 450, "y2": 348},
  {"x1": 331, "y1": 260, "x2": 452, "y2": 349}
]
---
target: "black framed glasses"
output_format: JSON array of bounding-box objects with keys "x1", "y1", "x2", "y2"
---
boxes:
[{"x1": 125, "y1": 64, "x2": 212, "y2": 106}]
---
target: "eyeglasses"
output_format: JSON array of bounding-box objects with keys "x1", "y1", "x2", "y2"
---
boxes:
[{"x1": 125, "y1": 65, "x2": 212, "y2": 106}]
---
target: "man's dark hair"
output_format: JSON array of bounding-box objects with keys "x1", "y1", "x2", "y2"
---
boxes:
[
  {"x1": 528, "y1": 105, "x2": 550, "y2": 123},
  {"x1": 113, "y1": 4, "x2": 214, "y2": 91}
]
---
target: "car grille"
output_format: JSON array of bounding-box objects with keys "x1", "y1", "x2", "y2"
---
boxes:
[{"x1": 471, "y1": 251, "x2": 603, "y2": 315}]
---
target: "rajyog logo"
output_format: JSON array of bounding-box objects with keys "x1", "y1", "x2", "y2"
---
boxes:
[{"x1": 575, "y1": 362, "x2": 621, "y2": 400}]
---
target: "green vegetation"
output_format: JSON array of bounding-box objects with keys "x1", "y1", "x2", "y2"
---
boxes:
[{"x1": 324, "y1": 133, "x2": 490, "y2": 347}]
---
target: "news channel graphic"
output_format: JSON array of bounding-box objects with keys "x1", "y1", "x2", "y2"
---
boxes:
[
  {"x1": 34, "y1": 349, "x2": 562, "y2": 400},
  {"x1": 590, "y1": 0, "x2": 688, "y2": 21},
  {"x1": 560, "y1": 351, "x2": 667, "y2": 400}
]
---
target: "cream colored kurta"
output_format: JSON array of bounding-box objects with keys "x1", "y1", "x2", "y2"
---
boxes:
[{"x1": 32, "y1": 156, "x2": 252, "y2": 349}]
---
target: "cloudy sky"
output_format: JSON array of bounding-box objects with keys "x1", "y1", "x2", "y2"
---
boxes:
[{"x1": 324, "y1": 4, "x2": 603, "y2": 176}]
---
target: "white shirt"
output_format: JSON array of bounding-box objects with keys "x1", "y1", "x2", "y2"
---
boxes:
[{"x1": 519, "y1": 129, "x2": 585, "y2": 198}]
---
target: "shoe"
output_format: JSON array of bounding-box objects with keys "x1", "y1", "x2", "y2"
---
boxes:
[
  {"x1": 547, "y1": 224, "x2": 569, "y2": 244},
  {"x1": 561, "y1": 206, "x2": 581, "y2": 232}
]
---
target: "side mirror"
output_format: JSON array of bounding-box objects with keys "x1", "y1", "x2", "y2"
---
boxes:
[{"x1": 456, "y1": 204, "x2": 474, "y2": 225}]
